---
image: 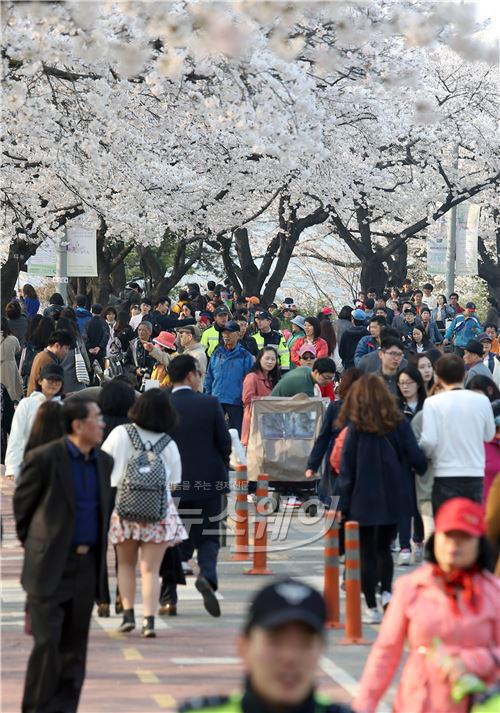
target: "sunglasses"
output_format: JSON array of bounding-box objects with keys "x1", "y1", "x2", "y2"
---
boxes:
[{"x1": 301, "y1": 354, "x2": 315, "y2": 360}]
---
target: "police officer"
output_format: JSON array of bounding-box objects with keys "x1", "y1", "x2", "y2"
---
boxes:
[
  {"x1": 178, "y1": 578, "x2": 353, "y2": 712},
  {"x1": 249, "y1": 310, "x2": 290, "y2": 371},
  {"x1": 201, "y1": 306, "x2": 230, "y2": 357}
]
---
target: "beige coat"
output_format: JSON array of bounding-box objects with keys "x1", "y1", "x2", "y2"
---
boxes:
[{"x1": 0, "y1": 334, "x2": 23, "y2": 401}]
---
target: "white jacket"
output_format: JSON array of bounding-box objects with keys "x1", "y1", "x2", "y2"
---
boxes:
[
  {"x1": 420, "y1": 389, "x2": 495, "y2": 478},
  {"x1": 5, "y1": 391, "x2": 47, "y2": 481},
  {"x1": 101, "y1": 424, "x2": 182, "y2": 489}
]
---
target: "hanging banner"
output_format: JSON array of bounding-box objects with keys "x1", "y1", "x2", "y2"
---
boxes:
[
  {"x1": 426, "y1": 203, "x2": 480, "y2": 276},
  {"x1": 455, "y1": 203, "x2": 480, "y2": 276},
  {"x1": 426, "y1": 215, "x2": 448, "y2": 275},
  {"x1": 28, "y1": 227, "x2": 97, "y2": 277}
]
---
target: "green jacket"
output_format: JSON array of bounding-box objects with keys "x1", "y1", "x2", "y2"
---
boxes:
[
  {"x1": 178, "y1": 691, "x2": 349, "y2": 712},
  {"x1": 201, "y1": 325, "x2": 223, "y2": 357},
  {"x1": 271, "y1": 366, "x2": 315, "y2": 397}
]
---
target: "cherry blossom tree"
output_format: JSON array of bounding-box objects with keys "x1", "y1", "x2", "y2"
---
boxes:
[{"x1": 2, "y1": 1, "x2": 498, "y2": 305}]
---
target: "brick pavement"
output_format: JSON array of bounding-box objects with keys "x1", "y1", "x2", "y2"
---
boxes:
[{"x1": 1, "y1": 478, "x2": 406, "y2": 713}]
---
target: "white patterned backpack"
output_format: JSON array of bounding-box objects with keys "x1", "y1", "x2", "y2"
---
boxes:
[{"x1": 116, "y1": 424, "x2": 171, "y2": 522}]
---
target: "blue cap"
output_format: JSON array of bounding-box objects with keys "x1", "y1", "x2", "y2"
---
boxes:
[{"x1": 352, "y1": 308, "x2": 366, "y2": 320}]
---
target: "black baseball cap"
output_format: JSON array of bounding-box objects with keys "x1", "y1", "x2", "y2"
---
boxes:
[
  {"x1": 256, "y1": 310, "x2": 272, "y2": 320},
  {"x1": 222, "y1": 320, "x2": 240, "y2": 333},
  {"x1": 244, "y1": 578, "x2": 326, "y2": 635},
  {"x1": 39, "y1": 364, "x2": 64, "y2": 381},
  {"x1": 214, "y1": 306, "x2": 229, "y2": 316},
  {"x1": 464, "y1": 340, "x2": 483, "y2": 357}
]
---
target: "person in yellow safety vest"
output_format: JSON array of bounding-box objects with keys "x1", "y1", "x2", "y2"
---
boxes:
[
  {"x1": 249, "y1": 310, "x2": 290, "y2": 371},
  {"x1": 177, "y1": 578, "x2": 354, "y2": 713},
  {"x1": 201, "y1": 306, "x2": 230, "y2": 357}
]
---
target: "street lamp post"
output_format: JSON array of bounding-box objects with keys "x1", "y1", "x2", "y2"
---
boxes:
[{"x1": 55, "y1": 229, "x2": 69, "y2": 303}]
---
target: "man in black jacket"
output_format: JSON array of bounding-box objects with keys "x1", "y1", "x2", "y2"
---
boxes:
[
  {"x1": 159, "y1": 354, "x2": 232, "y2": 618},
  {"x1": 14, "y1": 398, "x2": 113, "y2": 713},
  {"x1": 147, "y1": 296, "x2": 197, "y2": 337},
  {"x1": 82, "y1": 304, "x2": 108, "y2": 366},
  {"x1": 338, "y1": 309, "x2": 368, "y2": 369}
]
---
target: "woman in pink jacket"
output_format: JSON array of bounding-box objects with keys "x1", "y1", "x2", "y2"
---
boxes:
[
  {"x1": 353, "y1": 497, "x2": 500, "y2": 713},
  {"x1": 241, "y1": 347, "x2": 280, "y2": 446},
  {"x1": 290, "y1": 316, "x2": 329, "y2": 367}
]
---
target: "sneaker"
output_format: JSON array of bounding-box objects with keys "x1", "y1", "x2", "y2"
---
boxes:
[
  {"x1": 195, "y1": 577, "x2": 221, "y2": 618},
  {"x1": 181, "y1": 561, "x2": 193, "y2": 575},
  {"x1": 398, "y1": 549, "x2": 411, "y2": 566},
  {"x1": 391, "y1": 536, "x2": 400, "y2": 552},
  {"x1": 412, "y1": 542, "x2": 424, "y2": 564},
  {"x1": 363, "y1": 607, "x2": 382, "y2": 625},
  {"x1": 381, "y1": 591, "x2": 392, "y2": 611},
  {"x1": 284, "y1": 496, "x2": 302, "y2": 509},
  {"x1": 118, "y1": 609, "x2": 135, "y2": 633},
  {"x1": 142, "y1": 616, "x2": 156, "y2": 638}
]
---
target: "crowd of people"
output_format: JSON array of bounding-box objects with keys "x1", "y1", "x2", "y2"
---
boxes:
[{"x1": 1, "y1": 275, "x2": 500, "y2": 713}]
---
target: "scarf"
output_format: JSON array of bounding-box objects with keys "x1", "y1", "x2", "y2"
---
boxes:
[{"x1": 432, "y1": 564, "x2": 482, "y2": 616}]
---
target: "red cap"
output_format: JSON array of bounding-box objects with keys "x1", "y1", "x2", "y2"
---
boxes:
[
  {"x1": 434, "y1": 497, "x2": 485, "y2": 537},
  {"x1": 321, "y1": 306, "x2": 334, "y2": 315}
]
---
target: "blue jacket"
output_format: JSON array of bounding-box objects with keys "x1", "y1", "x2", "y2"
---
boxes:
[
  {"x1": 423, "y1": 320, "x2": 443, "y2": 344},
  {"x1": 204, "y1": 343, "x2": 253, "y2": 406},
  {"x1": 444, "y1": 313, "x2": 481, "y2": 347},
  {"x1": 354, "y1": 335, "x2": 379, "y2": 366},
  {"x1": 75, "y1": 307, "x2": 92, "y2": 334}
]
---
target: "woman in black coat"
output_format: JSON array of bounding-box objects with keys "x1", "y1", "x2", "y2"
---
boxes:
[{"x1": 336, "y1": 374, "x2": 427, "y2": 624}]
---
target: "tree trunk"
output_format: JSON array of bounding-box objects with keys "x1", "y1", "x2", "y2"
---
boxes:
[
  {"x1": 1, "y1": 239, "x2": 39, "y2": 309},
  {"x1": 359, "y1": 257, "x2": 388, "y2": 296},
  {"x1": 152, "y1": 240, "x2": 204, "y2": 301},
  {"x1": 110, "y1": 261, "x2": 126, "y2": 297}
]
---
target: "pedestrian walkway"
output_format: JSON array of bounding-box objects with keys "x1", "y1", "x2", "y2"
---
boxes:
[{"x1": 1, "y1": 479, "x2": 406, "y2": 713}]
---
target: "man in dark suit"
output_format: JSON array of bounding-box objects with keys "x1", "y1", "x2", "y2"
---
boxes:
[
  {"x1": 14, "y1": 398, "x2": 113, "y2": 713},
  {"x1": 160, "y1": 354, "x2": 232, "y2": 618}
]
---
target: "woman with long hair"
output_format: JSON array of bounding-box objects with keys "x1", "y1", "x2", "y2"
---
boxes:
[
  {"x1": 408, "y1": 352, "x2": 435, "y2": 393},
  {"x1": 353, "y1": 498, "x2": 499, "y2": 713},
  {"x1": 24, "y1": 401, "x2": 64, "y2": 455},
  {"x1": 0, "y1": 317, "x2": 23, "y2": 402},
  {"x1": 397, "y1": 366, "x2": 427, "y2": 564},
  {"x1": 466, "y1": 374, "x2": 500, "y2": 402},
  {"x1": 102, "y1": 389, "x2": 187, "y2": 638},
  {"x1": 290, "y1": 316, "x2": 329, "y2": 367},
  {"x1": 57, "y1": 316, "x2": 90, "y2": 395},
  {"x1": 406, "y1": 324, "x2": 431, "y2": 354},
  {"x1": 432, "y1": 294, "x2": 455, "y2": 335},
  {"x1": 21, "y1": 284, "x2": 40, "y2": 319},
  {"x1": 319, "y1": 318, "x2": 336, "y2": 357},
  {"x1": 333, "y1": 306, "x2": 352, "y2": 343},
  {"x1": 241, "y1": 347, "x2": 280, "y2": 446},
  {"x1": 336, "y1": 374, "x2": 427, "y2": 622}
]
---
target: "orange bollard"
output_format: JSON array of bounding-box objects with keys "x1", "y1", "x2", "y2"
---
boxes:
[
  {"x1": 339, "y1": 521, "x2": 369, "y2": 645},
  {"x1": 244, "y1": 474, "x2": 274, "y2": 575},
  {"x1": 324, "y1": 511, "x2": 343, "y2": 629},
  {"x1": 230, "y1": 464, "x2": 250, "y2": 561}
]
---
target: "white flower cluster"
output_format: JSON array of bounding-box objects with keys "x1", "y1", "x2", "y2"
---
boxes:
[{"x1": 1, "y1": 0, "x2": 498, "y2": 263}]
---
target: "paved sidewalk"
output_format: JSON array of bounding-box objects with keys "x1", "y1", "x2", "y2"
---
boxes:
[{"x1": 1, "y1": 479, "x2": 408, "y2": 712}]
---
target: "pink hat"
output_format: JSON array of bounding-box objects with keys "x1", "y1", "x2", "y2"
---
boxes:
[
  {"x1": 153, "y1": 331, "x2": 177, "y2": 351},
  {"x1": 298, "y1": 342, "x2": 317, "y2": 357}
]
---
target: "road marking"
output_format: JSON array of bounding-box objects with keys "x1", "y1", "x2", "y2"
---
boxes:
[
  {"x1": 171, "y1": 657, "x2": 240, "y2": 665},
  {"x1": 321, "y1": 655, "x2": 392, "y2": 713},
  {"x1": 123, "y1": 647, "x2": 143, "y2": 661},
  {"x1": 320, "y1": 655, "x2": 360, "y2": 698},
  {"x1": 153, "y1": 693, "x2": 177, "y2": 709},
  {"x1": 137, "y1": 670, "x2": 160, "y2": 684}
]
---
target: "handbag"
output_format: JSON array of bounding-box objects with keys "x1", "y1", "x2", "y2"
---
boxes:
[{"x1": 75, "y1": 345, "x2": 90, "y2": 385}]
